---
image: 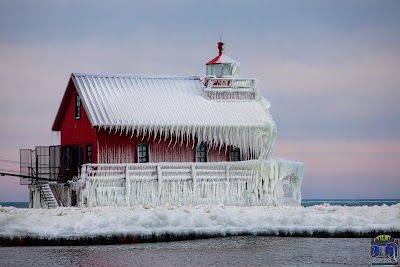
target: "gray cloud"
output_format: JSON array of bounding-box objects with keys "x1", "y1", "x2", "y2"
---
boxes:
[{"x1": 1, "y1": 0, "x2": 400, "y2": 200}]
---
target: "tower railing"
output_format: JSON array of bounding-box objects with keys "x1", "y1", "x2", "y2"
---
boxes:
[
  {"x1": 203, "y1": 77, "x2": 258, "y2": 100},
  {"x1": 204, "y1": 77, "x2": 257, "y2": 89}
]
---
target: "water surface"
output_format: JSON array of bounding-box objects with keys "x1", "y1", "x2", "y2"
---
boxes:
[{"x1": 0, "y1": 236, "x2": 371, "y2": 267}]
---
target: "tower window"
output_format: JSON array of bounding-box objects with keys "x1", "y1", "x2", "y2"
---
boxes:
[
  {"x1": 196, "y1": 142, "x2": 208, "y2": 162},
  {"x1": 229, "y1": 146, "x2": 241, "y2": 161},
  {"x1": 75, "y1": 94, "x2": 81, "y2": 119},
  {"x1": 137, "y1": 144, "x2": 149, "y2": 163}
]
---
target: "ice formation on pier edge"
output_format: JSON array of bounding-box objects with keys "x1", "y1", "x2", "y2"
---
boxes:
[{"x1": 1, "y1": 204, "x2": 399, "y2": 240}]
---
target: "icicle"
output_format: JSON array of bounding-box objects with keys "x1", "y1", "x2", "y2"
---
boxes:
[{"x1": 153, "y1": 126, "x2": 159, "y2": 142}]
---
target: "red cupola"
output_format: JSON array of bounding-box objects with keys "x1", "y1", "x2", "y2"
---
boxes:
[{"x1": 206, "y1": 41, "x2": 240, "y2": 77}]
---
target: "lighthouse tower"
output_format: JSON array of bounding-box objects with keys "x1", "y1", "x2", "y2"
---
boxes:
[
  {"x1": 206, "y1": 41, "x2": 240, "y2": 77},
  {"x1": 204, "y1": 41, "x2": 257, "y2": 100}
]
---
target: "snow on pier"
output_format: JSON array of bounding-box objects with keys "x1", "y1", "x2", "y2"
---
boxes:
[{"x1": 0, "y1": 204, "x2": 399, "y2": 245}]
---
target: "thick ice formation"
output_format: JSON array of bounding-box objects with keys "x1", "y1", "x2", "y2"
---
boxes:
[
  {"x1": 72, "y1": 74, "x2": 277, "y2": 160},
  {"x1": 68, "y1": 70, "x2": 301, "y2": 209},
  {"x1": 80, "y1": 159, "x2": 303, "y2": 207},
  {"x1": 1, "y1": 204, "x2": 398, "y2": 239}
]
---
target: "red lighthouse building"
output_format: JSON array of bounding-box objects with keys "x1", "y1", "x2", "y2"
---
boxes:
[
  {"x1": 20, "y1": 42, "x2": 303, "y2": 209},
  {"x1": 50, "y1": 42, "x2": 272, "y2": 175}
]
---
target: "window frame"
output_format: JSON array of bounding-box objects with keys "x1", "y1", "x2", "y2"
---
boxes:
[
  {"x1": 136, "y1": 144, "x2": 150, "y2": 163},
  {"x1": 195, "y1": 142, "x2": 208, "y2": 162},
  {"x1": 86, "y1": 144, "x2": 92, "y2": 163},
  {"x1": 75, "y1": 94, "x2": 81, "y2": 119},
  {"x1": 229, "y1": 146, "x2": 241, "y2": 162}
]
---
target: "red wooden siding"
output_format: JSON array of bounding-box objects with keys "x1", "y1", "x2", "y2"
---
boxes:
[
  {"x1": 59, "y1": 81, "x2": 98, "y2": 163},
  {"x1": 97, "y1": 130, "x2": 228, "y2": 163}
]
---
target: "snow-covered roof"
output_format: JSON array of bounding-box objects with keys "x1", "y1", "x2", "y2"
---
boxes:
[
  {"x1": 206, "y1": 54, "x2": 237, "y2": 64},
  {"x1": 72, "y1": 73, "x2": 265, "y2": 127},
  {"x1": 206, "y1": 41, "x2": 237, "y2": 65},
  {"x1": 54, "y1": 73, "x2": 277, "y2": 159}
]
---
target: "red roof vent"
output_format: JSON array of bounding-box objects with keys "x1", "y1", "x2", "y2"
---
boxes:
[{"x1": 218, "y1": 41, "x2": 224, "y2": 56}]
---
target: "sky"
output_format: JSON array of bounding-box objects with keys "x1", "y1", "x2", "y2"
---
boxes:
[{"x1": 0, "y1": 0, "x2": 399, "y2": 201}]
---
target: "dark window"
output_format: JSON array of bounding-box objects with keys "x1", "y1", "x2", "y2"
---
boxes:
[
  {"x1": 75, "y1": 94, "x2": 81, "y2": 119},
  {"x1": 78, "y1": 146, "x2": 84, "y2": 167},
  {"x1": 229, "y1": 146, "x2": 241, "y2": 161},
  {"x1": 196, "y1": 142, "x2": 208, "y2": 162},
  {"x1": 137, "y1": 144, "x2": 149, "y2": 163},
  {"x1": 71, "y1": 190, "x2": 77, "y2": 206},
  {"x1": 86, "y1": 144, "x2": 92, "y2": 163},
  {"x1": 64, "y1": 146, "x2": 70, "y2": 170}
]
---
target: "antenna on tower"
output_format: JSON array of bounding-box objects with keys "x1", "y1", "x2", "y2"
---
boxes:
[{"x1": 217, "y1": 34, "x2": 224, "y2": 56}]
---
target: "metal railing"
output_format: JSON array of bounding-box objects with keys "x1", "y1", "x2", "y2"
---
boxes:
[
  {"x1": 203, "y1": 77, "x2": 258, "y2": 100},
  {"x1": 83, "y1": 161, "x2": 254, "y2": 181},
  {"x1": 32, "y1": 179, "x2": 49, "y2": 208},
  {"x1": 80, "y1": 159, "x2": 304, "y2": 207},
  {"x1": 204, "y1": 77, "x2": 257, "y2": 89}
]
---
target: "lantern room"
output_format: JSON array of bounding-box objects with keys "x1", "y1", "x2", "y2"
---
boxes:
[{"x1": 206, "y1": 42, "x2": 240, "y2": 77}]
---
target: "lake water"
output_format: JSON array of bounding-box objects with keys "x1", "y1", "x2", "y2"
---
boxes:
[
  {"x1": 0, "y1": 236, "x2": 371, "y2": 267},
  {"x1": 301, "y1": 199, "x2": 400, "y2": 207},
  {"x1": 2, "y1": 199, "x2": 400, "y2": 208}
]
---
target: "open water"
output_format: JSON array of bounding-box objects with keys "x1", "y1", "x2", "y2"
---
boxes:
[
  {"x1": 2, "y1": 199, "x2": 400, "y2": 208},
  {"x1": 0, "y1": 236, "x2": 371, "y2": 267}
]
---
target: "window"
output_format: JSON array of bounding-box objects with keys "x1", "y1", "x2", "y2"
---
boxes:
[
  {"x1": 86, "y1": 144, "x2": 92, "y2": 163},
  {"x1": 229, "y1": 146, "x2": 241, "y2": 161},
  {"x1": 75, "y1": 94, "x2": 81, "y2": 119},
  {"x1": 137, "y1": 144, "x2": 149, "y2": 163},
  {"x1": 71, "y1": 190, "x2": 77, "y2": 206},
  {"x1": 196, "y1": 142, "x2": 208, "y2": 162}
]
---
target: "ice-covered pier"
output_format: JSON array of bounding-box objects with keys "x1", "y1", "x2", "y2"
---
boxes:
[{"x1": 1, "y1": 204, "x2": 399, "y2": 246}]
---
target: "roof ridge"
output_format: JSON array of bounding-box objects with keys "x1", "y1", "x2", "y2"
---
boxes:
[{"x1": 72, "y1": 72, "x2": 200, "y2": 80}]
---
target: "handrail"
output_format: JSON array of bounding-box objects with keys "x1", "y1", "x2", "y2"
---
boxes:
[
  {"x1": 204, "y1": 77, "x2": 257, "y2": 89},
  {"x1": 33, "y1": 179, "x2": 48, "y2": 208},
  {"x1": 83, "y1": 159, "x2": 265, "y2": 168},
  {"x1": 81, "y1": 160, "x2": 303, "y2": 186},
  {"x1": 79, "y1": 159, "x2": 304, "y2": 207}
]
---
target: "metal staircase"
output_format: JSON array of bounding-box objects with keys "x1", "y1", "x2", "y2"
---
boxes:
[{"x1": 35, "y1": 181, "x2": 59, "y2": 209}]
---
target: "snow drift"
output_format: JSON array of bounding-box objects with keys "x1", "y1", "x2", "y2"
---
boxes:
[{"x1": 1, "y1": 204, "x2": 399, "y2": 242}]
